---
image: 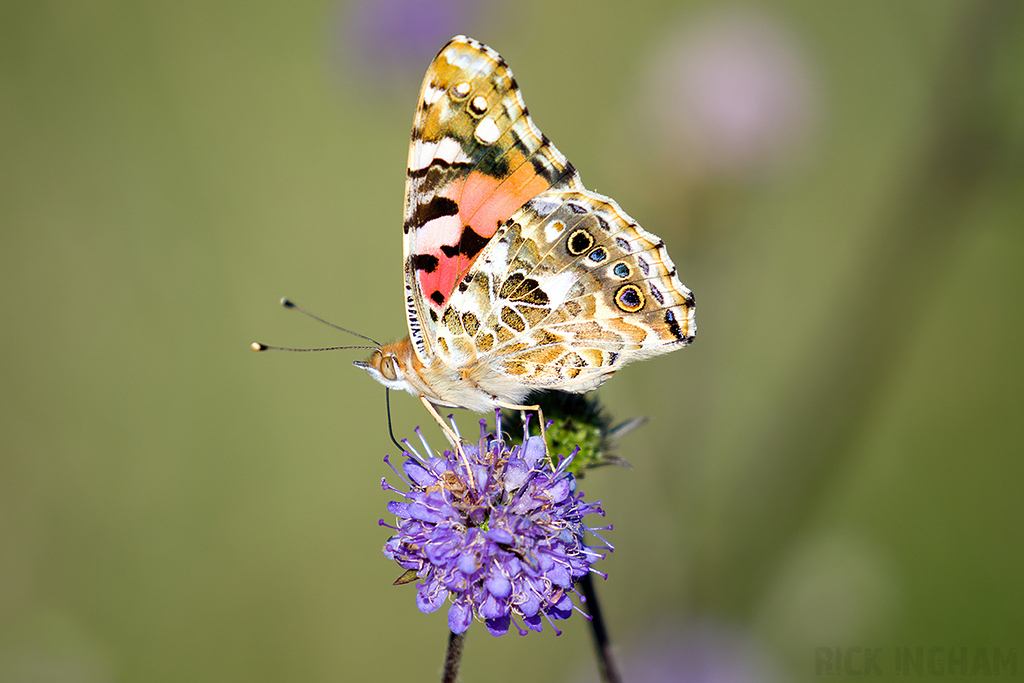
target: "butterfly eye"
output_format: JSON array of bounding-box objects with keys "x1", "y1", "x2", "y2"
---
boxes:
[{"x1": 381, "y1": 356, "x2": 398, "y2": 381}]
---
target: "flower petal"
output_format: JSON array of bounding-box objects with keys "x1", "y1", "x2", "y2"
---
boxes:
[
  {"x1": 480, "y1": 592, "x2": 507, "y2": 619},
  {"x1": 485, "y1": 569, "x2": 512, "y2": 598},
  {"x1": 457, "y1": 549, "x2": 478, "y2": 575},
  {"x1": 416, "y1": 582, "x2": 447, "y2": 613},
  {"x1": 448, "y1": 599, "x2": 474, "y2": 633},
  {"x1": 485, "y1": 527, "x2": 514, "y2": 545},
  {"x1": 402, "y1": 458, "x2": 436, "y2": 486},
  {"x1": 522, "y1": 436, "x2": 546, "y2": 465},
  {"x1": 485, "y1": 615, "x2": 511, "y2": 636}
]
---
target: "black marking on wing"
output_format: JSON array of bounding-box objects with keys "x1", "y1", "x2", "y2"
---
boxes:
[
  {"x1": 470, "y1": 147, "x2": 512, "y2": 179},
  {"x1": 412, "y1": 254, "x2": 439, "y2": 273},
  {"x1": 665, "y1": 309, "x2": 684, "y2": 342},
  {"x1": 529, "y1": 136, "x2": 556, "y2": 180},
  {"x1": 506, "y1": 276, "x2": 549, "y2": 305},
  {"x1": 407, "y1": 196, "x2": 460, "y2": 232},
  {"x1": 439, "y1": 225, "x2": 489, "y2": 260},
  {"x1": 650, "y1": 282, "x2": 664, "y2": 305},
  {"x1": 498, "y1": 272, "x2": 525, "y2": 299},
  {"x1": 559, "y1": 161, "x2": 579, "y2": 186},
  {"x1": 532, "y1": 156, "x2": 578, "y2": 189},
  {"x1": 407, "y1": 158, "x2": 474, "y2": 180}
]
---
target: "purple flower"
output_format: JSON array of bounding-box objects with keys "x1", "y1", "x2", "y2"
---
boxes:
[
  {"x1": 574, "y1": 619, "x2": 783, "y2": 683},
  {"x1": 638, "y1": 9, "x2": 818, "y2": 179},
  {"x1": 381, "y1": 412, "x2": 612, "y2": 636},
  {"x1": 337, "y1": 0, "x2": 485, "y2": 85}
]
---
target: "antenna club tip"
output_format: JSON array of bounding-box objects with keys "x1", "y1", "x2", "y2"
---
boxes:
[
  {"x1": 251, "y1": 342, "x2": 268, "y2": 351},
  {"x1": 280, "y1": 298, "x2": 295, "y2": 308}
]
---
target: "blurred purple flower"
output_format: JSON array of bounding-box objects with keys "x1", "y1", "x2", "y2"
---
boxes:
[
  {"x1": 338, "y1": 0, "x2": 483, "y2": 83},
  {"x1": 639, "y1": 10, "x2": 817, "y2": 179},
  {"x1": 381, "y1": 412, "x2": 611, "y2": 636},
  {"x1": 577, "y1": 619, "x2": 782, "y2": 683}
]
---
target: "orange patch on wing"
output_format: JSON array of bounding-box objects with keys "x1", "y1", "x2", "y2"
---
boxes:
[
  {"x1": 416, "y1": 166, "x2": 550, "y2": 311},
  {"x1": 460, "y1": 167, "x2": 550, "y2": 238}
]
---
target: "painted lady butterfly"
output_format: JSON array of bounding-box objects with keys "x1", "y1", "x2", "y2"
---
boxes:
[{"x1": 355, "y1": 36, "x2": 695, "y2": 419}]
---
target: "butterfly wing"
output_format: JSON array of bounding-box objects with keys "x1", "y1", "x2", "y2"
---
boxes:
[
  {"x1": 436, "y1": 190, "x2": 696, "y2": 395},
  {"x1": 403, "y1": 36, "x2": 583, "y2": 362}
]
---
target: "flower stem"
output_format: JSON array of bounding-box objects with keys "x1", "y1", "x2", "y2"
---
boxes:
[
  {"x1": 580, "y1": 572, "x2": 621, "y2": 683},
  {"x1": 442, "y1": 630, "x2": 465, "y2": 683}
]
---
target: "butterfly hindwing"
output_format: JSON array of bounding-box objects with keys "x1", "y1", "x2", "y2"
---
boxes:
[
  {"x1": 435, "y1": 190, "x2": 696, "y2": 393},
  {"x1": 403, "y1": 36, "x2": 583, "y2": 361}
]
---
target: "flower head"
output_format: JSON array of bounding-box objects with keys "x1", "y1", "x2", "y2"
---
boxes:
[
  {"x1": 338, "y1": 0, "x2": 485, "y2": 86},
  {"x1": 574, "y1": 618, "x2": 782, "y2": 683},
  {"x1": 638, "y1": 9, "x2": 817, "y2": 179},
  {"x1": 381, "y1": 412, "x2": 612, "y2": 636}
]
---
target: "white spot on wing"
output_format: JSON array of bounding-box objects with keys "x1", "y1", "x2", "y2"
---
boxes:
[
  {"x1": 447, "y1": 50, "x2": 473, "y2": 69},
  {"x1": 482, "y1": 237, "x2": 509, "y2": 275},
  {"x1": 409, "y1": 140, "x2": 432, "y2": 171},
  {"x1": 409, "y1": 137, "x2": 471, "y2": 171},
  {"x1": 435, "y1": 137, "x2": 465, "y2": 164},
  {"x1": 475, "y1": 117, "x2": 501, "y2": 144},
  {"x1": 416, "y1": 215, "x2": 463, "y2": 250},
  {"x1": 542, "y1": 270, "x2": 577, "y2": 306},
  {"x1": 530, "y1": 197, "x2": 561, "y2": 216},
  {"x1": 422, "y1": 84, "x2": 444, "y2": 106},
  {"x1": 544, "y1": 220, "x2": 566, "y2": 243}
]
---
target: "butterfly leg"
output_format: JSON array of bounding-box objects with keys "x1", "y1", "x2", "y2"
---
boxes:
[
  {"x1": 418, "y1": 395, "x2": 477, "y2": 489},
  {"x1": 495, "y1": 400, "x2": 551, "y2": 464}
]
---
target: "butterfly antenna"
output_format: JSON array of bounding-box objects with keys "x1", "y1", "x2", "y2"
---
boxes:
[
  {"x1": 278, "y1": 297, "x2": 381, "y2": 347},
  {"x1": 250, "y1": 342, "x2": 378, "y2": 353},
  {"x1": 385, "y1": 389, "x2": 404, "y2": 453}
]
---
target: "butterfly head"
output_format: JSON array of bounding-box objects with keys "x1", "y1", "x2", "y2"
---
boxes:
[{"x1": 353, "y1": 338, "x2": 417, "y2": 394}]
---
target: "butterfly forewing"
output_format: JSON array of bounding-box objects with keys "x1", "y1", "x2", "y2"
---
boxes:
[{"x1": 403, "y1": 36, "x2": 583, "y2": 361}]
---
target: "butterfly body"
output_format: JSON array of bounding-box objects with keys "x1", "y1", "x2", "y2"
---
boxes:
[
  {"x1": 356, "y1": 36, "x2": 695, "y2": 411},
  {"x1": 358, "y1": 337, "x2": 532, "y2": 412}
]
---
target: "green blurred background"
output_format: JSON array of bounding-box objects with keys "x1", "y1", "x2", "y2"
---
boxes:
[{"x1": 2, "y1": 1, "x2": 1022, "y2": 681}]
